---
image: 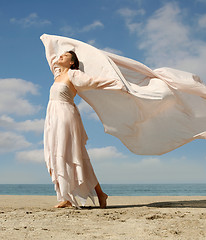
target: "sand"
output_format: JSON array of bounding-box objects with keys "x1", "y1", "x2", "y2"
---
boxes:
[{"x1": 0, "y1": 195, "x2": 206, "y2": 240}]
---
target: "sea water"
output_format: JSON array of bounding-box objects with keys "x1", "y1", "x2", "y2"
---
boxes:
[{"x1": 0, "y1": 184, "x2": 206, "y2": 196}]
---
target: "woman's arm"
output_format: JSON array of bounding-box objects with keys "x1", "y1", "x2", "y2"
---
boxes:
[
  {"x1": 50, "y1": 56, "x2": 61, "y2": 80},
  {"x1": 69, "y1": 70, "x2": 125, "y2": 92}
]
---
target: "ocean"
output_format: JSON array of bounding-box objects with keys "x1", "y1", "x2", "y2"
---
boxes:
[{"x1": 0, "y1": 184, "x2": 206, "y2": 196}]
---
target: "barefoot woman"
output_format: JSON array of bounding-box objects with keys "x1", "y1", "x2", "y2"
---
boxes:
[{"x1": 44, "y1": 51, "x2": 110, "y2": 208}]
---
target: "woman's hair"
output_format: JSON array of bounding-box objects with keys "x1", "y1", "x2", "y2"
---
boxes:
[{"x1": 68, "y1": 51, "x2": 79, "y2": 70}]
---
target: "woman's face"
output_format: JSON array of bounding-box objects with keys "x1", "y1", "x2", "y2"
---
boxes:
[{"x1": 58, "y1": 52, "x2": 73, "y2": 68}]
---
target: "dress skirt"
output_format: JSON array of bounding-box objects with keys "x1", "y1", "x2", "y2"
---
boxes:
[{"x1": 44, "y1": 88, "x2": 98, "y2": 207}]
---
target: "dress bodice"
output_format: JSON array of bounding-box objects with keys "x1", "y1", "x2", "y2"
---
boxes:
[{"x1": 49, "y1": 82, "x2": 75, "y2": 103}]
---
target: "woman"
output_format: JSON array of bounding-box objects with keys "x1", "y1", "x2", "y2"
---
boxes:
[{"x1": 44, "y1": 50, "x2": 121, "y2": 209}]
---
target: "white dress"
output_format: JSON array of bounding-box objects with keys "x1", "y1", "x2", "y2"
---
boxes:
[
  {"x1": 44, "y1": 80, "x2": 98, "y2": 207},
  {"x1": 44, "y1": 70, "x2": 123, "y2": 207}
]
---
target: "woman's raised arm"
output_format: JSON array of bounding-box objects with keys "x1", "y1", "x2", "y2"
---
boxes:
[{"x1": 69, "y1": 69, "x2": 126, "y2": 92}]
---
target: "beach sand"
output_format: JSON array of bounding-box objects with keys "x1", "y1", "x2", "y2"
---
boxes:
[{"x1": 0, "y1": 195, "x2": 206, "y2": 239}]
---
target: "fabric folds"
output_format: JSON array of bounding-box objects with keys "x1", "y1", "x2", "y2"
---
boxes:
[
  {"x1": 41, "y1": 33, "x2": 206, "y2": 156},
  {"x1": 44, "y1": 82, "x2": 98, "y2": 207}
]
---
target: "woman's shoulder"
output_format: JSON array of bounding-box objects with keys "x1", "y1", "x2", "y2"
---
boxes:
[
  {"x1": 69, "y1": 69, "x2": 84, "y2": 77},
  {"x1": 68, "y1": 69, "x2": 84, "y2": 82}
]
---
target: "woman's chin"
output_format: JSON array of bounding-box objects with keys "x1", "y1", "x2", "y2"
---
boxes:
[{"x1": 57, "y1": 61, "x2": 63, "y2": 66}]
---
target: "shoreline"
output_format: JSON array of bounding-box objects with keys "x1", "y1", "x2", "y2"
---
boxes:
[
  {"x1": 0, "y1": 195, "x2": 206, "y2": 208},
  {"x1": 1, "y1": 195, "x2": 206, "y2": 239}
]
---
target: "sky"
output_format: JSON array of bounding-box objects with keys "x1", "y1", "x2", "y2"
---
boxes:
[{"x1": 0, "y1": 0, "x2": 206, "y2": 184}]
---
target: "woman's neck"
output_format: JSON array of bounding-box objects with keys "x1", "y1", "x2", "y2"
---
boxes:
[{"x1": 60, "y1": 66, "x2": 70, "y2": 74}]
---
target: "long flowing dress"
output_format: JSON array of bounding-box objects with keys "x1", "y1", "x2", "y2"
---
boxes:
[
  {"x1": 44, "y1": 69, "x2": 123, "y2": 207},
  {"x1": 44, "y1": 81, "x2": 95, "y2": 207}
]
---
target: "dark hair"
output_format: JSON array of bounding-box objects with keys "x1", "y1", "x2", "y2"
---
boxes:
[{"x1": 68, "y1": 51, "x2": 79, "y2": 70}]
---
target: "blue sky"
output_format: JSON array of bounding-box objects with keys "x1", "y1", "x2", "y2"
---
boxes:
[{"x1": 0, "y1": 0, "x2": 206, "y2": 184}]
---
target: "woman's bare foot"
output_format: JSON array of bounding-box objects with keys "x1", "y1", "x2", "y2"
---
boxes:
[
  {"x1": 98, "y1": 192, "x2": 108, "y2": 209},
  {"x1": 54, "y1": 201, "x2": 73, "y2": 208},
  {"x1": 95, "y1": 183, "x2": 108, "y2": 209}
]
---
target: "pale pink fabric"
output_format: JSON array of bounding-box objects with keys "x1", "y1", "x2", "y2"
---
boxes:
[
  {"x1": 44, "y1": 81, "x2": 98, "y2": 207},
  {"x1": 44, "y1": 68, "x2": 123, "y2": 206},
  {"x1": 41, "y1": 33, "x2": 206, "y2": 157}
]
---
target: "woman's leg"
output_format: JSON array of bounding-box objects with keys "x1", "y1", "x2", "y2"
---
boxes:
[{"x1": 95, "y1": 183, "x2": 108, "y2": 208}]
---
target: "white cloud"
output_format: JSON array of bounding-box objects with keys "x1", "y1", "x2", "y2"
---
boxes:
[
  {"x1": 15, "y1": 146, "x2": 123, "y2": 164},
  {"x1": 61, "y1": 22, "x2": 121, "y2": 57},
  {"x1": 16, "y1": 119, "x2": 44, "y2": 133},
  {"x1": 88, "y1": 146, "x2": 125, "y2": 161},
  {"x1": 137, "y1": 157, "x2": 161, "y2": 167},
  {"x1": 81, "y1": 20, "x2": 104, "y2": 32},
  {"x1": 102, "y1": 47, "x2": 123, "y2": 55},
  {"x1": 127, "y1": 22, "x2": 142, "y2": 34},
  {"x1": 117, "y1": 7, "x2": 145, "y2": 33},
  {"x1": 118, "y1": 3, "x2": 206, "y2": 81},
  {"x1": 138, "y1": 2, "x2": 191, "y2": 65},
  {"x1": 10, "y1": 13, "x2": 51, "y2": 28},
  {"x1": 60, "y1": 20, "x2": 104, "y2": 36},
  {"x1": 198, "y1": 14, "x2": 206, "y2": 29},
  {"x1": 59, "y1": 25, "x2": 74, "y2": 36},
  {"x1": 0, "y1": 79, "x2": 43, "y2": 156},
  {"x1": 0, "y1": 115, "x2": 44, "y2": 133},
  {"x1": 77, "y1": 99, "x2": 99, "y2": 120},
  {"x1": 86, "y1": 39, "x2": 123, "y2": 55},
  {"x1": 0, "y1": 78, "x2": 38, "y2": 95},
  {"x1": 87, "y1": 39, "x2": 96, "y2": 46},
  {"x1": 15, "y1": 149, "x2": 44, "y2": 163},
  {"x1": 117, "y1": 7, "x2": 144, "y2": 18},
  {"x1": 0, "y1": 131, "x2": 31, "y2": 153},
  {"x1": 0, "y1": 78, "x2": 41, "y2": 116},
  {"x1": 129, "y1": 157, "x2": 206, "y2": 183},
  {"x1": 93, "y1": 155, "x2": 206, "y2": 184}
]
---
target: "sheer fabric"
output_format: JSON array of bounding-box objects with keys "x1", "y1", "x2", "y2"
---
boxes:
[{"x1": 41, "y1": 33, "x2": 206, "y2": 156}]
